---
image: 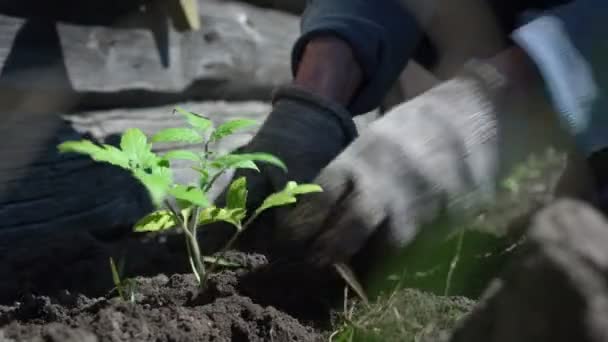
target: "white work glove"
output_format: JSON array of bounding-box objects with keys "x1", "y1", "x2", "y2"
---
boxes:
[{"x1": 274, "y1": 61, "x2": 566, "y2": 267}]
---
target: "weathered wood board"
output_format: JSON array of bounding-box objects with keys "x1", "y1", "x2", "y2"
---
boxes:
[{"x1": 0, "y1": 0, "x2": 299, "y2": 111}]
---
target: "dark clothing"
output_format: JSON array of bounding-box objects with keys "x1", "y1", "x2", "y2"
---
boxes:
[{"x1": 293, "y1": 0, "x2": 572, "y2": 114}]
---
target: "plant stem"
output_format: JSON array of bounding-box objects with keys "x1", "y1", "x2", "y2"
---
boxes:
[
  {"x1": 203, "y1": 168, "x2": 226, "y2": 193},
  {"x1": 189, "y1": 206, "x2": 206, "y2": 286},
  {"x1": 200, "y1": 209, "x2": 263, "y2": 285},
  {"x1": 165, "y1": 200, "x2": 205, "y2": 286},
  {"x1": 444, "y1": 228, "x2": 465, "y2": 296},
  {"x1": 200, "y1": 224, "x2": 241, "y2": 286}
]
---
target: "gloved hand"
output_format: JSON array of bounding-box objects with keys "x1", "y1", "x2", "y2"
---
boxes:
[
  {"x1": 216, "y1": 85, "x2": 358, "y2": 252},
  {"x1": 275, "y1": 59, "x2": 567, "y2": 267}
]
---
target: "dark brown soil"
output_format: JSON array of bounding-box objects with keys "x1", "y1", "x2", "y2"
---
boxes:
[
  {"x1": 0, "y1": 227, "x2": 340, "y2": 342},
  {"x1": 0, "y1": 272, "x2": 323, "y2": 342}
]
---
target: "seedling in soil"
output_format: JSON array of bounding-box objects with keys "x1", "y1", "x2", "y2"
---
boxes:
[
  {"x1": 109, "y1": 257, "x2": 137, "y2": 303},
  {"x1": 58, "y1": 107, "x2": 322, "y2": 288}
]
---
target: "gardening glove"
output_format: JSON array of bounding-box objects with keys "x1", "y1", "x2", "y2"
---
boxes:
[
  {"x1": 215, "y1": 85, "x2": 358, "y2": 252},
  {"x1": 276, "y1": 59, "x2": 568, "y2": 268}
]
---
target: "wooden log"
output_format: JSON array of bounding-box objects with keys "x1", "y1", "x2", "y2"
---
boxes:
[{"x1": 0, "y1": 0, "x2": 299, "y2": 111}]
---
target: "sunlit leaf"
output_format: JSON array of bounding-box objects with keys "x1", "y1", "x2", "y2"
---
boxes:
[
  {"x1": 211, "y1": 153, "x2": 286, "y2": 172},
  {"x1": 151, "y1": 128, "x2": 203, "y2": 144},
  {"x1": 198, "y1": 206, "x2": 246, "y2": 229},
  {"x1": 58, "y1": 140, "x2": 130, "y2": 169},
  {"x1": 174, "y1": 106, "x2": 212, "y2": 131},
  {"x1": 169, "y1": 184, "x2": 209, "y2": 207},
  {"x1": 210, "y1": 119, "x2": 257, "y2": 142},
  {"x1": 120, "y1": 128, "x2": 159, "y2": 169},
  {"x1": 120, "y1": 128, "x2": 147, "y2": 154},
  {"x1": 133, "y1": 210, "x2": 177, "y2": 232},
  {"x1": 163, "y1": 150, "x2": 200, "y2": 161},
  {"x1": 226, "y1": 177, "x2": 248, "y2": 209},
  {"x1": 133, "y1": 169, "x2": 172, "y2": 207},
  {"x1": 255, "y1": 181, "x2": 322, "y2": 216}
]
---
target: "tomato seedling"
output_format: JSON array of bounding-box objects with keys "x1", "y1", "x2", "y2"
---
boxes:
[{"x1": 58, "y1": 107, "x2": 322, "y2": 288}]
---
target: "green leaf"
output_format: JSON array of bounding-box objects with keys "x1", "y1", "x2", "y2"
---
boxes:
[
  {"x1": 133, "y1": 169, "x2": 172, "y2": 207},
  {"x1": 226, "y1": 177, "x2": 248, "y2": 209},
  {"x1": 198, "y1": 206, "x2": 246, "y2": 229},
  {"x1": 120, "y1": 128, "x2": 160, "y2": 170},
  {"x1": 58, "y1": 140, "x2": 130, "y2": 169},
  {"x1": 210, "y1": 119, "x2": 257, "y2": 142},
  {"x1": 151, "y1": 128, "x2": 203, "y2": 144},
  {"x1": 121, "y1": 128, "x2": 147, "y2": 155},
  {"x1": 202, "y1": 256, "x2": 242, "y2": 268},
  {"x1": 133, "y1": 210, "x2": 177, "y2": 232},
  {"x1": 255, "y1": 181, "x2": 322, "y2": 216},
  {"x1": 163, "y1": 150, "x2": 200, "y2": 161},
  {"x1": 211, "y1": 153, "x2": 286, "y2": 172},
  {"x1": 169, "y1": 184, "x2": 209, "y2": 207},
  {"x1": 174, "y1": 106, "x2": 212, "y2": 131}
]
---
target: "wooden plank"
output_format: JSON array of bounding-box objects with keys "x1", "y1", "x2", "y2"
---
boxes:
[{"x1": 0, "y1": 0, "x2": 298, "y2": 111}]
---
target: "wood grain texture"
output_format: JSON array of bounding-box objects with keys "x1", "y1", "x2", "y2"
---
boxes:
[{"x1": 0, "y1": 0, "x2": 298, "y2": 111}]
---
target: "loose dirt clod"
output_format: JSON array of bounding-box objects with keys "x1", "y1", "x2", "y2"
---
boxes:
[{"x1": 0, "y1": 270, "x2": 323, "y2": 342}]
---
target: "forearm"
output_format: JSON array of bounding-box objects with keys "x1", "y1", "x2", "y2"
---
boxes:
[
  {"x1": 293, "y1": 36, "x2": 363, "y2": 107},
  {"x1": 291, "y1": 0, "x2": 422, "y2": 114}
]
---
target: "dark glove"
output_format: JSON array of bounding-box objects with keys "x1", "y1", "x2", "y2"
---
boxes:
[{"x1": 217, "y1": 85, "x2": 358, "y2": 253}]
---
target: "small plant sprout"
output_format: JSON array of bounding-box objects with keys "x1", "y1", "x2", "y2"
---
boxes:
[
  {"x1": 58, "y1": 107, "x2": 322, "y2": 288},
  {"x1": 109, "y1": 257, "x2": 136, "y2": 303}
]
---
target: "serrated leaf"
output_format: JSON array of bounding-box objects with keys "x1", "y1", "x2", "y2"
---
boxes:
[
  {"x1": 211, "y1": 154, "x2": 258, "y2": 171},
  {"x1": 151, "y1": 128, "x2": 203, "y2": 144},
  {"x1": 226, "y1": 177, "x2": 248, "y2": 209},
  {"x1": 163, "y1": 150, "x2": 200, "y2": 161},
  {"x1": 255, "y1": 181, "x2": 323, "y2": 216},
  {"x1": 198, "y1": 206, "x2": 246, "y2": 229},
  {"x1": 133, "y1": 210, "x2": 177, "y2": 232},
  {"x1": 121, "y1": 128, "x2": 158, "y2": 167},
  {"x1": 58, "y1": 140, "x2": 130, "y2": 169},
  {"x1": 211, "y1": 153, "x2": 286, "y2": 172},
  {"x1": 169, "y1": 184, "x2": 208, "y2": 207},
  {"x1": 133, "y1": 169, "x2": 172, "y2": 207},
  {"x1": 174, "y1": 106, "x2": 212, "y2": 131},
  {"x1": 121, "y1": 128, "x2": 147, "y2": 155},
  {"x1": 210, "y1": 119, "x2": 257, "y2": 142}
]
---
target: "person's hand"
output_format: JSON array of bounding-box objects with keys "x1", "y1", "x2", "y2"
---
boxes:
[
  {"x1": 275, "y1": 59, "x2": 568, "y2": 268},
  {"x1": 213, "y1": 85, "x2": 358, "y2": 252}
]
